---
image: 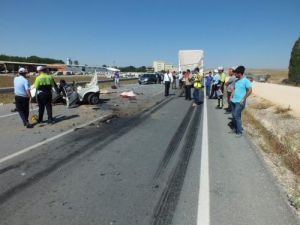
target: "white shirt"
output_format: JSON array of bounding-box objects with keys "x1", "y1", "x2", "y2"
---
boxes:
[
  {"x1": 163, "y1": 73, "x2": 173, "y2": 83},
  {"x1": 178, "y1": 73, "x2": 183, "y2": 80}
]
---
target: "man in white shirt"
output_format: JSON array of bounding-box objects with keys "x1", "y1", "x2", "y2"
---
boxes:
[{"x1": 163, "y1": 70, "x2": 173, "y2": 96}]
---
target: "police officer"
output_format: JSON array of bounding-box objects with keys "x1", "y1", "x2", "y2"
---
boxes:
[
  {"x1": 34, "y1": 66, "x2": 55, "y2": 124},
  {"x1": 14, "y1": 68, "x2": 33, "y2": 128}
]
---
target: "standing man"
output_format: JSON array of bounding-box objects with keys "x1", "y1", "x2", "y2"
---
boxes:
[
  {"x1": 178, "y1": 71, "x2": 186, "y2": 97},
  {"x1": 210, "y1": 69, "x2": 220, "y2": 99},
  {"x1": 163, "y1": 70, "x2": 173, "y2": 96},
  {"x1": 230, "y1": 66, "x2": 252, "y2": 137},
  {"x1": 171, "y1": 71, "x2": 177, "y2": 89},
  {"x1": 14, "y1": 68, "x2": 33, "y2": 128},
  {"x1": 218, "y1": 66, "x2": 226, "y2": 108},
  {"x1": 205, "y1": 71, "x2": 213, "y2": 97},
  {"x1": 184, "y1": 69, "x2": 192, "y2": 100},
  {"x1": 192, "y1": 67, "x2": 203, "y2": 106},
  {"x1": 34, "y1": 66, "x2": 55, "y2": 124},
  {"x1": 114, "y1": 71, "x2": 120, "y2": 87},
  {"x1": 225, "y1": 67, "x2": 237, "y2": 113}
]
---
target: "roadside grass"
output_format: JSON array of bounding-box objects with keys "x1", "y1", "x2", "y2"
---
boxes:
[
  {"x1": 244, "y1": 110, "x2": 300, "y2": 210},
  {"x1": 0, "y1": 93, "x2": 14, "y2": 104},
  {"x1": 289, "y1": 194, "x2": 300, "y2": 210},
  {"x1": 250, "y1": 100, "x2": 273, "y2": 110},
  {"x1": 274, "y1": 105, "x2": 292, "y2": 114},
  {"x1": 243, "y1": 110, "x2": 300, "y2": 175}
]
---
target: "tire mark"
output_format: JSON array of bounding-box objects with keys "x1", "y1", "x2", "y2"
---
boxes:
[
  {"x1": 0, "y1": 96, "x2": 174, "y2": 204},
  {"x1": 153, "y1": 104, "x2": 194, "y2": 179},
  {"x1": 151, "y1": 106, "x2": 202, "y2": 225}
]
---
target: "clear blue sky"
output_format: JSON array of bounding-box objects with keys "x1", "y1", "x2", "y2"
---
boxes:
[{"x1": 1, "y1": 0, "x2": 300, "y2": 69}]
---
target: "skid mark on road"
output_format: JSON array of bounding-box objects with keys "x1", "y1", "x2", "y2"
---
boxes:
[
  {"x1": 0, "y1": 96, "x2": 175, "y2": 204},
  {"x1": 151, "y1": 106, "x2": 202, "y2": 225},
  {"x1": 154, "y1": 104, "x2": 194, "y2": 179}
]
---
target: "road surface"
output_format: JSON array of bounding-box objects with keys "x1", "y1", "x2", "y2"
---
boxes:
[{"x1": 0, "y1": 87, "x2": 299, "y2": 225}]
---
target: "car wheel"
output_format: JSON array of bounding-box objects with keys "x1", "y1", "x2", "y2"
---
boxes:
[{"x1": 88, "y1": 93, "x2": 99, "y2": 105}]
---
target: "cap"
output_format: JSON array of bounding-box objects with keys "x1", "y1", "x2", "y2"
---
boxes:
[
  {"x1": 217, "y1": 66, "x2": 224, "y2": 71},
  {"x1": 234, "y1": 65, "x2": 245, "y2": 74},
  {"x1": 37, "y1": 66, "x2": 45, "y2": 71},
  {"x1": 18, "y1": 68, "x2": 26, "y2": 73},
  {"x1": 214, "y1": 69, "x2": 218, "y2": 73}
]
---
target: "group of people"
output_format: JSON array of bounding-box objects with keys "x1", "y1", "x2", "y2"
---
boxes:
[
  {"x1": 204, "y1": 65, "x2": 252, "y2": 137},
  {"x1": 164, "y1": 67, "x2": 203, "y2": 107},
  {"x1": 163, "y1": 65, "x2": 252, "y2": 137},
  {"x1": 14, "y1": 66, "x2": 56, "y2": 128}
]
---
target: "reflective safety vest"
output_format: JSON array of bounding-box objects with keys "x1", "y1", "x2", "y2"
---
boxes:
[
  {"x1": 220, "y1": 72, "x2": 226, "y2": 83},
  {"x1": 193, "y1": 73, "x2": 202, "y2": 89},
  {"x1": 34, "y1": 72, "x2": 55, "y2": 91}
]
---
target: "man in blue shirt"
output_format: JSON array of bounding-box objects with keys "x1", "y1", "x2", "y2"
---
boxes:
[
  {"x1": 205, "y1": 71, "x2": 213, "y2": 97},
  {"x1": 230, "y1": 65, "x2": 252, "y2": 137},
  {"x1": 209, "y1": 69, "x2": 220, "y2": 99},
  {"x1": 14, "y1": 68, "x2": 33, "y2": 128}
]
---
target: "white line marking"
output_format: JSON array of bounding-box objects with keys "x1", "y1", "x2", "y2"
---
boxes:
[
  {"x1": 197, "y1": 89, "x2": 210, "y2": 225},
  {"x1": 0, "y1": 113, "x2": 111, "y2": 165},
  {"x1": 0, "y1": 108, "x2": 38, "y2": 118}
]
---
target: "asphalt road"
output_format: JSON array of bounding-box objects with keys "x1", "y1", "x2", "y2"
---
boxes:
[{"x1": 0, "y1": 88, "x2": 299, "y2": 225}]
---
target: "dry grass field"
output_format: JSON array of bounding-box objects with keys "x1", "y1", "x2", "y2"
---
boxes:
[{"x1": 247, "y1": 68, "x2": 288, "y2": 83}]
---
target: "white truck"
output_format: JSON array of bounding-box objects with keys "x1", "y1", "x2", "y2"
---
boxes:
[{"x1": 178, "y1": 49, "x2": 204, "y2": 74}]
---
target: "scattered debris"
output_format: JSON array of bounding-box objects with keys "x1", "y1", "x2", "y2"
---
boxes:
[{"x1": 120, "y1": 91, "x2": 137, "y2": 98}]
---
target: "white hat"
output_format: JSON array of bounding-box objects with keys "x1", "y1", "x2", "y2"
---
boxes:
[
  {"x1": 18, "y1": 68, "x2": 26, "y2": 73},
  {"x1": 37, "y1": 66, "x2": 45, "y2": 71},
  {"x1": 217, "y1": 66, "x2": 224, "y2": 71},
  {"x1": 214, "y1": 69, "x2": 218, "y2": 73}
]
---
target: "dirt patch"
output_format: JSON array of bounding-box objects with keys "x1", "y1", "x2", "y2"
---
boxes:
[{"x1": 244, "y1": 95, "x2": 300, "y2": 213}]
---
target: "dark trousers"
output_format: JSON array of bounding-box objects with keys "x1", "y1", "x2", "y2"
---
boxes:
[
  {"x1": 185, "y1": 85, "x2": 192, "y2": 100},
  {"x1": 15, "y1": 96, "x2": 30, "y2": 125},
  {"x1": 37, "y1": 91, "x2": 53, "y2": 122},
  {"x1": 226, "y1": 91, "x2": 232, "y2": 111},
  {"x1": 164, "y1": 81, "x2": 170, "y2": 96},
  {"x1": 210, "y1": 84, "x2": 217, "y2": 98}
]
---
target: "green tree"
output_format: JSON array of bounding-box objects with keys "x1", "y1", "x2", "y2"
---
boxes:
[
  {"x1": 0, "y1": 54, "x2": 64, "y2": 64},
  {"x1": 288, "y1": 37, "x2": 300, "y2": 84}
]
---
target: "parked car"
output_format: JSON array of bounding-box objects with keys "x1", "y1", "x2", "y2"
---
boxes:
[{"x1": 138, "y1": 73, "x2": 158, "y2": 84}]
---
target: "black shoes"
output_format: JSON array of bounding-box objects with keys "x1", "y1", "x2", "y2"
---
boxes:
[
  {"x1": 24, "y1": 122, "x2": 33, "y2": 128},
  {"x1": 47, "y1": 119, "x2": 55, "y2": 124}
]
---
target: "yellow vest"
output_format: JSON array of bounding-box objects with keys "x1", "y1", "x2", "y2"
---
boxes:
[
  {"x1": 34, "y1": 72, "x2": 54, "y2": 90},
  {"x1": 193, "y1": 73, "x2": 202, "y2": 89}
]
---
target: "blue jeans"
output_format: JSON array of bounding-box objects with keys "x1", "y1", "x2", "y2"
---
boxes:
[
  {"x1": 193, "y1": 88, "x2": 200, "y2": 103},
  {"x1": 206, "y1": 85, "x2": 210, "y2": 96},
  {"x1": 231, "y1": 102, "x2": 245, "y2": 134}
]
